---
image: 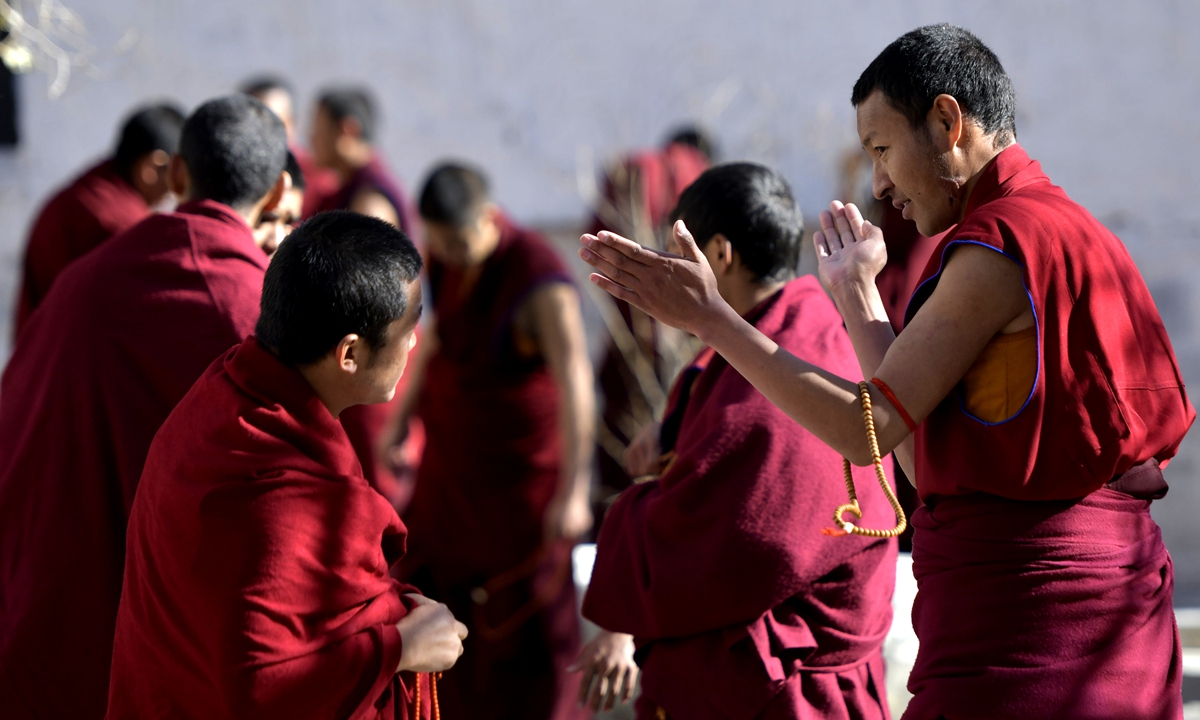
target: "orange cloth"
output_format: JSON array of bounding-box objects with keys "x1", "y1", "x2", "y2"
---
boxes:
[{"x1": 961, "y1": 326, "x2": 1037, "y2": 423}]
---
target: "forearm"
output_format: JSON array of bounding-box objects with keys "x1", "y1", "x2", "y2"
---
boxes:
[
  {"x1": 696, "y1": 303, "x2": 910, "y2": 465},
  {"x1": 556, "y1": 359, "x2": 596, "y2": 496}
]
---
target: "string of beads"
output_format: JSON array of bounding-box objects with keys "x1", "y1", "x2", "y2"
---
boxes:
[
  {"x1": 412, "y1": 672, "x2": 442, "y2": 720},
  {"x1": 824, "y1": 381, "x2": 908, "y2": 538}
]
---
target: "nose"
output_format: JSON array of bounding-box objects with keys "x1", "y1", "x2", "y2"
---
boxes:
[{"x1": 872, "y1": 161, "x2": 893, "y2": 201}]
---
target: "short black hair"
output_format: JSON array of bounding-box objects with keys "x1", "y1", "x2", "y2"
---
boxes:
[
  {"x1": 112, "y1": 103, "x2": 186, "y2": 181},
  {"x1": 671, "y1": 163, "x2": 802, "y2": 283},
  {"x1": 257, "y1": 210, "x2": 423, "y2": 366},
  {"x1": 418, "y1": 162, "x2": 490, "y2": 227},
  {"x1": 851, "y1": 24, "x2": 1016, "y2": 147},
  {"x1": 239, "y1": 74, "x2": 293, "y2": 99},
  {"x1": 318, "y1": 86, "x2": 377, "y2": 142},
  {"x1": 178, "y1": 94, "x2": 288, "y2": 209},
  {"x1": 665, "y1": 124, "x2": 717, "y2": 162},
  {"x1": 285, "y1": 150, "x2": 306, "y2": 192}
]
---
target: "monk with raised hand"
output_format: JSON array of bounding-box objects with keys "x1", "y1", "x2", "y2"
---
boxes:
[
  {"x1": 395, "y1": 162, "x2": 594, "y2": 720},
  {"x1": 579, "y1": 24, "x2": 1192, "y2": 720},
  {"x1": 14, "y1": 102, "x2": 184, "y2": 336},
  {"x1": 0, "y1": 94, "x2": 289, "y2": 720},
  {"x1": 107, "y1": 211, "x2": 468, "y2": 719},
  {"x1": 574, "y1": 163, "x2": 896, "y2": 720}
]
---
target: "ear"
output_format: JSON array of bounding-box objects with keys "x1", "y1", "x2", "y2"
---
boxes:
[
  {"x1": 261, "y1": 170, "x2": 291, "y2": 214},
  {"x1": 167, "y1": 154, "x2": 190, "y2": 198},
  {"x1": 334, "y1": 333, "x2": 364, "y2": 374},
  {"x1": 928, "y1": 94, "x2": 964, "y2": 152},
  {"x1": 711, "y1": 234, "x2": 735, "y2": 275}
]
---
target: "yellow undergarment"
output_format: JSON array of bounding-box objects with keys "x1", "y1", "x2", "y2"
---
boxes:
[{"x1": 961, "y1": 326, "x2": 1037, "y2": 423}]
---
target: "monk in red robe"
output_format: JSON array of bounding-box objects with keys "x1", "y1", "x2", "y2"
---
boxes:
[
  {"x1": 308, "y1": 84, "x2": 418, "y2": 502},
  {"x1": 575, "y1": 164, "x2": 895, "y2": 720},
  {"x1": 578, "y1": 25, "x2": 1192, "y2": 720},
  {"x1": 13, "y1": 103, "x2": 184, "y2": 336},
  {"x1": 393, "y1": 162, "x2": 594, "y2": 720},
  {"x1": 107, "y1": 211, "x2": 467, "y2": 720},
  {"x1": 0, "y1": 94, "x2": 291, "y2": 720},
  {"x1": 241, "y1": 75, "x2": 341, "y2": 218}
]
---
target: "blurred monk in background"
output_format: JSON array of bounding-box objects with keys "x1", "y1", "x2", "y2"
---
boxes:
[
  {"x1": 241, "y1": 74, "x2": 340, "y2": 218},
  {"x1": 13, "y1": 102, "x2": 184, "y2": 337},
  {"x1": 395, "y1": 162, "x2": 594, "y2": 720},
  {"x1": 0, "y1": 94, "x2": 290, "y2": 720}
]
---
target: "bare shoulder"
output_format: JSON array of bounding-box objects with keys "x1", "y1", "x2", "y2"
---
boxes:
[{"x1": 935, "y1": 242, "x2": 1032, "y2": 331}]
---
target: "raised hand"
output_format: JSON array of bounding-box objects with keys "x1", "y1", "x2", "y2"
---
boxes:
[
  {"x1": 569, "y1": 629, "x2": 638, "y2": 711},
  {"x1": 579, "y1": 221, "x2": 733, "y2": 338},
  {"x1": 814, "y1": 201, "x2": 888, "y2": 292}
]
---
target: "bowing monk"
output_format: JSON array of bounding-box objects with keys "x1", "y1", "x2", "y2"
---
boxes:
[
  {"x1": 0, "y1": 94, "x2": 291, "y2": 720},
  {"x1": 394, "y1": 162, "x2": 594, "y2": 720},
  {"x1": 107, "y1": 211, "x2": 468, "y2": 720},
  {"x1": 241, "y1": 74, "x2": 340, "y2": 217},
  {"x1": 13, "y1": 102, "x2": 184, "y2": 335},
  {"x1": 575, "y1": 163, "x2": 896, "y2": 720},
  {"x1": 579, "y1": 24, "x2": 1192, "y2": 720}
]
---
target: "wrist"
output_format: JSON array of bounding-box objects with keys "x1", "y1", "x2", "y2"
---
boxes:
[
  {"x1": 692, "y1": 299, "x2": 742, "y2": 347},
  {"x1": 829, "y1": 275, "x2": 888, "y2": 324}
]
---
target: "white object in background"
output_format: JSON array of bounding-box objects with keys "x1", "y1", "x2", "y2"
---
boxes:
[{"x1": 883, "y1": 552, "x2": 919, "y2": 718}]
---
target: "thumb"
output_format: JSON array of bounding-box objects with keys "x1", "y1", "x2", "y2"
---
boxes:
[{"x1": 672, "y1": 220, "x2": 703, "y2": 261}]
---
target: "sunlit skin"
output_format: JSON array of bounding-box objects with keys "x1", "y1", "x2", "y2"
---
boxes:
[
  {"x1": 575, "y1": 92, "x2": 1031, "y2": 485},
  {"x1": 297, "y1": 280, "x2": 423, "y2": 419},
  {"x1": 251, "y1": 88, "x2": 296, "y2": 143},
  {"x1": 424, "y1": 204, "x2": 503, "y2": 270},
  {"x1": 254, "y1": 174, "x2": 304, "y2": 256},
  {"x1": 129, "y1": 149, "x2": 174, "y2": 207}
]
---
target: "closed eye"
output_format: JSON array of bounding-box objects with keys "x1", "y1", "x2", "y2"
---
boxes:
[{"x1": 874, "y1": 146, "x2": 887, "y2": 157}]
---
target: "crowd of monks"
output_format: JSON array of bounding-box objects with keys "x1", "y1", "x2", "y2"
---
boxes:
[{"x1": 0, "y1": 22, "x2": 1191, "y2": 720}]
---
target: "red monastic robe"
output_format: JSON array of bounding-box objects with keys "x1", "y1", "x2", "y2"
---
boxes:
[
  {"x1": 583, "y1": 277, "x2": 896, "y2": 720},
  {"x1": 14, "y1": 159, "x2": 149, "y2": 336},
  {"x1": 0, "y1": 200, "x2": 267, "y2": 720},
  {"x1": 900, "y1": 144, "x2": 1194, "y2": 720},
  {"x1": 399, "y1": 218, "x2": 586, "y2": 720},
  {"x1": 293, "y1": 145, "x2": 341, "y2": 220},
  {"x1": 107, "y1": 338, "x2": 432, "y2": 720}
]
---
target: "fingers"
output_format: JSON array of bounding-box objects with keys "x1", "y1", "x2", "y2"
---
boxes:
[
  {"x1": 587, "y1": 672, "x2": 610, "y2": 711},
  {"x1": 813, "y1": 229, "x2": 832, "y2": 259},
  {"x1": 454, "y1": 620, "x2": 469, "y2": 640},
  {"x1": 588, "y1": 273, "x2": 642, "y2": 307},
  {"x1": 620, "y1": 664, "x2": 638, "y2": 703},
  {"x1": 830, "y1": 201, "x2": 857, "y2": 249},
  {"x1": 843, "y1": 202, "x2": 867, "y2": 242},
  {"x1": 819, "y1": 210, "x2": 842, "y2": 252}
]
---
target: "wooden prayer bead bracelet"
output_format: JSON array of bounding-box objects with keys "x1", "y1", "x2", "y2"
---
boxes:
[{"x1": 824, "y1": 381, "x2": 908, "y2": 539}]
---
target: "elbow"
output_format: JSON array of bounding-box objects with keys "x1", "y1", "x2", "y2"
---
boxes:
[{"x1": 845, "y1": 448, "x2": 875, "y2": 467}]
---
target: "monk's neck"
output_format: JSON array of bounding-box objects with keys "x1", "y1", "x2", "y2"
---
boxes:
[
  {"x1": 728, "y1": 280, "x2": 785, "y2": 318},
  {"x1": 953, "y1": 140, "x2": 1012, "y2": 224}
]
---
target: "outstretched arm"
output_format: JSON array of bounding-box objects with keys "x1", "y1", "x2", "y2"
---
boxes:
[{"x1": 578, "y1": 203, "x2": 1029, "y2": 466}]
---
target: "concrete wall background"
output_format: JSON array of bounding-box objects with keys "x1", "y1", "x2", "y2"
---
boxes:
[{"x1": 1, "y1": 0, "x2": 1198, "y2": 599}]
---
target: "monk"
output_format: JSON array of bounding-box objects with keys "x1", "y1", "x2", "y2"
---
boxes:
[
  {"x1": 578, "y1": 24, "x2": 1191, "y2": 720},
  {"x1": 574, "y1": 163, "x2": 896, "y2": 720},
  {"x1": 311, "y1": 85, "x2": 413, "y2": 232},
  {"x1": 13, "y1": 102, "x2": 184, "y2": 335},
  {"x1": 393, "y1": 162, "x2": 594, "y2": 720},
  {"x1": 307, "y1": 84, "x2": 418, "y2": 499},
  {"x1": 254, "y1": 150, "x2": 307, "y2": 257},
  {"x1": 0, "y1": 94, "x2": 290, "y2": 720},
  {"x1": 241, "y1": 75, "x2": 340, "y2": 217},
  {"x1": 107, "y1": 211, "x2": 468, "y2": 720}
]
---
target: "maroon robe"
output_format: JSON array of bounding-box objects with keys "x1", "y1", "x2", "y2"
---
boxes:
[
  {"x1": 583, "y1": 277, "x2": 896, "y2": 720},
  {"x1": 107, "y1": 338, "x2": 433, "y2": 720},
  {"x1": 14, "y1": 159, "x2": 149, "y2": 336},
  {"x1": 0, "y1": 200, "x2": 267, "y2": 720},
  {"x1": 399, "y1": 218, "x2": 585, "y2": 720},
  {"x1": 293, "y1": 145, "x2": 341, "y2": 220},
  {"x1": 900, "y1": 144, "x2": 1194, "y2": 719}
]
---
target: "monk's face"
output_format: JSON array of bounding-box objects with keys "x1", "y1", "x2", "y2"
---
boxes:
[
  {"x1": 856, "y1": 91, "x2": 959, "y2": 236},
  {"x1": 358, "y1": 282, "x2": 423, "y2": 403},
  {"x1": 425, "y1": 206, "x2": 502, "y2": 269},
  {"x1": 254, "y1": 89, "x2": 295, "y2": 143}
]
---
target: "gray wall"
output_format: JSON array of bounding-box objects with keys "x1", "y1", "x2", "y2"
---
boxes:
[{"x1": 1, "y1": 0, "x2": 1198, "y2": 599}]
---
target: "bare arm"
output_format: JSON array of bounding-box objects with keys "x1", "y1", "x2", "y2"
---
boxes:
[
  {"x1": 523, "y1": 282, "x2": 596, "y2": 541},
  {"x1": 578, "y1": 206, "x2": 1029, "y2": 466},
  {"x1": 350, "y1": 189, "x2": 401, "y2": 228}
]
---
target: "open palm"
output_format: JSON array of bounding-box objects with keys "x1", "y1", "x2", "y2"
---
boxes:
[{"x1": 814, "y1": 201, "x2": 888, "y2": 291}]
